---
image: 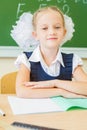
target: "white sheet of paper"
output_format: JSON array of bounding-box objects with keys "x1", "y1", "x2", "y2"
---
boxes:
[{"x1": 8, "y1": 96, "x2": 63, "y2": 115}]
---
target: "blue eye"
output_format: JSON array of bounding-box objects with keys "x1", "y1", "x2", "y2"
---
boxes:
[
  {"x1": 56, "y1": 26, "x2": 61, "y2": 29},
  {"x1": 42, "y1": 27, "x2": 48, "y2": 30}
]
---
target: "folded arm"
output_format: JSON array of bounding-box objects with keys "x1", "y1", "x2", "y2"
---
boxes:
[{"x1": 16, "y1": 64, "x2": 87, "y2": 98}]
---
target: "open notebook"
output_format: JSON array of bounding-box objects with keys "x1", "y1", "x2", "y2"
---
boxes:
[{"x1": 8, "y1": 96, "x2": 87, "y2": 115}]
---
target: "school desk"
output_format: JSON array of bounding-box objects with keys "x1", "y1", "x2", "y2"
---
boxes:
[{"x1": 0, "y1": 94, "x2": 87, "y2": 130}]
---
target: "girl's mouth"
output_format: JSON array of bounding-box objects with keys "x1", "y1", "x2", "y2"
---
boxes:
[{"x1": 47, "y1": 38, "x2": 57, "y2": 40}]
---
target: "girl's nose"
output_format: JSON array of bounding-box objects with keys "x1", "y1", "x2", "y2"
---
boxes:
[{"x1": 48, "y1": 28, "x2": 56, "y2": 35}]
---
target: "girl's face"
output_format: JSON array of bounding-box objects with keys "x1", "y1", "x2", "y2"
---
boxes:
[{"x1": 33, "y1": 10, "x2": 66, "y2": 49}]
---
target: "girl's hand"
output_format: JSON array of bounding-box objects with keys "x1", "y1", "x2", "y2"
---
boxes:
[{"x1": 23, "y1": 80, "x2": 55, "y2": 88}]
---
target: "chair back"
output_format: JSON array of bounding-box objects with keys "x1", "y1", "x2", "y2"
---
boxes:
[{"x1": 1, "y1": 72, "x2": 17, "y2": 94}]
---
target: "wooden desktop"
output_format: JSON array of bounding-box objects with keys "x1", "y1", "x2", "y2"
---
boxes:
[{"x1": 0, "y1": 94, "x2": 87, "y2": 130}]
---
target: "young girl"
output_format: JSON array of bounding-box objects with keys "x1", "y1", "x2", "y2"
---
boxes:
[{"x1": 11, "y1": 6, "x2": 87, "y2": 98}]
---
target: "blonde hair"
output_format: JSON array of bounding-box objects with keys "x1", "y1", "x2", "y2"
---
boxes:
[{"x1": 32, "y1": 6, "x2": 65, "y2": 30}]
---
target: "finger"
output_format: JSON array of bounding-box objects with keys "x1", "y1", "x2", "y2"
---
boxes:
[
  {"x1": 31, "y1": 85, "x2": 49, "y2": 89},
  {"x1": 23, "y1": 82, "x2": 36, "y2": 87},
  {"x1": 31, "y1": 85, "x2": 44, "y2": 89}
]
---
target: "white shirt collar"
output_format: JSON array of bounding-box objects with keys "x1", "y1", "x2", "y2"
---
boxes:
[
  {"x1": 53, "y1": 48, "x2": 65, "y2": 67},
  {"x1": 28, "y1": 46, "x2": 65, "y2": 67},
  {"x1": 28, "y1": 46, "x2": 41, "y2": 62}
]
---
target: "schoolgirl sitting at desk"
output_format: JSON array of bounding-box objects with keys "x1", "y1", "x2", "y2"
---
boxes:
[{"x1": 11, "y1": 6, "x2": 87, "y2": 98}]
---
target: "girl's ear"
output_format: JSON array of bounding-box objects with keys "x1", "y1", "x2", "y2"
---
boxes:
[
  {"x1": 32, "y1": 31, "x2": 39, "y2": 40},
  {"x1": 64, "y1": 29, "x2": 67, "y2": 36},
  {"x1": 62, "y1": 29, "x2": 67, "y2": 40}
]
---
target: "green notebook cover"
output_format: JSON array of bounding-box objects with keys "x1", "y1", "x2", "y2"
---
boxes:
[{"x1": 51, "y1": 96, "x2": 87, "y2": 111}]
